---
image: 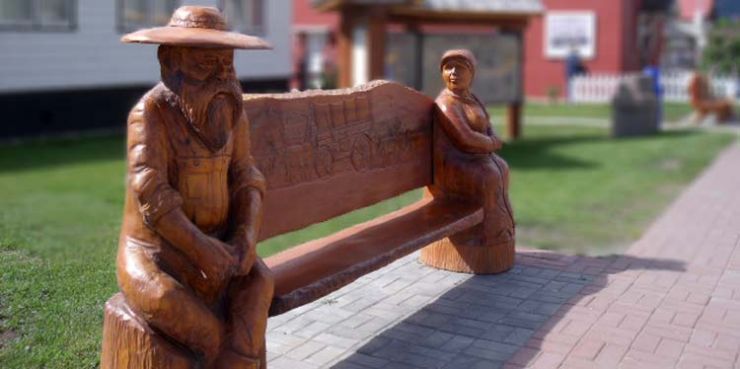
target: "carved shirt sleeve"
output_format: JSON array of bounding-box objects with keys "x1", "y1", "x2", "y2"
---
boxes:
[
  {"x1": 435, "y1": 97, "x2": 495, "y2": 154},
  {"x1": 230, "y1": 112, "x2": 266, "y2": 197},
  {"x1": 127, "y1": 99, "x2": 183, "y2": 227}
]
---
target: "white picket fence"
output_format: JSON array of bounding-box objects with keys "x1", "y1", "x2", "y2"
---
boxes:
[{"x1": 570, "y1": 71, "x2": 738, "y2": 103}]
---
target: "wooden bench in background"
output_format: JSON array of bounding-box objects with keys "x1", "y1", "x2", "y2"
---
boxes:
[{"x1": 688, "y1": 72, "x2": 735, "y2": 123}]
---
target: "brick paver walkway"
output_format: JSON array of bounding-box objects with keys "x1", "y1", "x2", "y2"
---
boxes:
[{"x1": 266, "y1": 144, "x2": 740, "y2": 369}]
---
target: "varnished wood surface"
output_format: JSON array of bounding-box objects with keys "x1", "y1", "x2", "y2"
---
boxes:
[
  {"x1": 121, "y1": 6, "x2": 271, "y2": 50},
  {"x1": 265, "y1": 198, "x2": 483, "y2": 315},
  {"x1": 244, "y1": 81, "x2": 435, "y2": 241},
  {"x1": 101, "y1": 294, "x2": 193, "y2": 369},
  {"x1": 420, "y1": 238, "x2": 514, "y2": 274},
  {"x1": 420, "y1": 49, "x2": 516, "y2": 273},
  {"x1": 106, "y1": 21, "x2": 517, "y2": 367},
  {"x1": 107, "y1": 7, "x2": 275, "y2": 368}
]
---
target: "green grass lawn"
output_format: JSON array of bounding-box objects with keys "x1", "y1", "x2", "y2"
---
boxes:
[
  {"x1": 0, "y1": 125, "x2": 735, "y2": 368},
  {"x1": 489, "y1": 101, "x2": 694, "y2": 123}
]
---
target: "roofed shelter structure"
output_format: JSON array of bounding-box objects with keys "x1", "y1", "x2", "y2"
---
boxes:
[{"x1": 312, "y1": 0, "x2": 544, "y2": 139}]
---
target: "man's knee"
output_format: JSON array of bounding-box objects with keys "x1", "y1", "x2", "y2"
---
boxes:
[
  {"x1": 229, "y1": 259, "x2": 275, "y2": 313},
  {"x1": 135, "y1": 274, "x2": 184, "y2": 317},
  {"x1": 123, "y1": 271, "x2": 223, "y2": 358},
  {"x1": 156, "y1": 288, "x2": 222, "y2": 357}
]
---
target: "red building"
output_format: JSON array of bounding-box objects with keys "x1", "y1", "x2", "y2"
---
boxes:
[
  {"x1": 293, "y1": 0, "x2": 671, "y2": 100},
  {"x1": 292, "y1": 0, "x2": 339, "y2": 90},
  {"x1": 524, "y1": 0, "x2": 673, "y2": 99}
]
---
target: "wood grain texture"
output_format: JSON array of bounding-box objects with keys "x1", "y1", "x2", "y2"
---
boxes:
[
  {"x1": 265, "y1": 198, "x2": 483, "y2": 316},
  {"x1": 420, "y1": 49, "x2": 516, "y2": 273},
  {"x1": 419, "y1": 238, "x2": 515, "y2": 274},
  {"x1": 104, "y1": 8, "x2": 273, "y2": 369},
  {"x1": 101, "y1": 294, "x2": 194, "y2": 369},
  {"x1": 244, "y1": 81, "x2": 435, "y2": 241},
  {"x1": 104, "y1": 32, "x2": 518, "y2": 368}
]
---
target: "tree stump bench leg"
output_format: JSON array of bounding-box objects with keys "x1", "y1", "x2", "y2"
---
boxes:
[
  {"x1": 101, "y1": 293, "x2": 195, "y2": 369},
  {"x1": 420, "y1": 236, "x2": 514, "y2": 274}
]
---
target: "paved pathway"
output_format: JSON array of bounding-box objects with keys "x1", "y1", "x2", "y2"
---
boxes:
[{"x1": 266, "y1": 144, "x2": 740, "y2": 369}]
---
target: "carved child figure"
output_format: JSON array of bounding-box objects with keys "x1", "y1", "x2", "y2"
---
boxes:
[
  {"x1": 110, "y1": 6, "x2": 273, "y2": 369},
  {"x1": 421, "y1": 49, "x2": 516, "y2": 273}
]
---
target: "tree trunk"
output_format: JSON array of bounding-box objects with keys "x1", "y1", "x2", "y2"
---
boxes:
[{"x1": 101, "y1": 293, "x2": 195, "y2": 369}]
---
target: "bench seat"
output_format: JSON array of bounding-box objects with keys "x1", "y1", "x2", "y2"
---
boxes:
[{"x1": 265, "y1": 199, "x2": 483, "y2": 316}]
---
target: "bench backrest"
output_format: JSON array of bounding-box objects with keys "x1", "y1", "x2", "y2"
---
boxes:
[{"x1": 244, "y1": 81, "x2": 435, "y2": 241}]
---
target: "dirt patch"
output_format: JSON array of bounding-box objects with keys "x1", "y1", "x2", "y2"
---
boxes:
[
  {"x1": 0, "y1": 299, "x2": 18, "y2": 350},
  {"x1": 0, "y1": 329, "x2": 18, "y2": 350},
  {"x1": 657, "y1": 158, "x2": 683, "y2": 172}
]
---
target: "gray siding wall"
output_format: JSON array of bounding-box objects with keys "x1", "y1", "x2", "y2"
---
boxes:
[{"x1": 0, "y1": 0, "x2": 292, "y2": 93}]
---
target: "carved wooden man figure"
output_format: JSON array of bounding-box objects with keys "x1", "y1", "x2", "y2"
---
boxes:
[{"x1": 102, "y1": 6, "x2": 273, "y2": 369}]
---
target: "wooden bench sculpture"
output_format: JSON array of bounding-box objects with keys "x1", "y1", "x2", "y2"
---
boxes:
[
  {"x1": 248, "y1": 74, "x2": 515, "y2": 315},
  {"x1": 688, "y1": 72, "x2": 735, "y2": 123},
  {"x1": 101, "y1": 6, "x2": 514, "y2": 369}
]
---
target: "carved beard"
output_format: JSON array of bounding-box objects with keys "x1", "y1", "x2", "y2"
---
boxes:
[{"x1": 177, "y1": 77, "x2": 243, "y2": 151}]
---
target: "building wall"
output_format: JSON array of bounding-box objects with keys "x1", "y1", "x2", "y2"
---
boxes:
[
  {"x1": 524, "y1": 0, "x2": 638, "y2": 98},
  {"x1": 0, "y1": 0, "x2": 292, "y2": 94},
  {"x1": 621, "y1": 0, "x2": 641, "y2": 71},
  {"x1": 294, "y1": 0, "x2": 337, "y2": 29}
]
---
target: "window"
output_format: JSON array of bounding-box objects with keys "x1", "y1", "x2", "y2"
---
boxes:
[
  {"x1": 118, "y1": 0, "x2": 179, "y2": 33},
  {"x1": 0, "y1": 0, "x2": 76, "y2": 31},
  {"x1": 224, "y1": 0, "x2": 264, "y2": 35}
]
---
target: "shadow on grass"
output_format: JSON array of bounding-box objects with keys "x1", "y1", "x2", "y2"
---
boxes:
[
  {"x1": 501, "y1": 135, "x2": 601, "y2": 170},
  {"x1": 499, "y1": 129, "x2": 702, "y2": 171},
  {"x1": 0, "y1": 134, "x2": 126, "y2": 174},
  {"x1": 329, "y1": 250, "x2": 684, "y2": 369}
]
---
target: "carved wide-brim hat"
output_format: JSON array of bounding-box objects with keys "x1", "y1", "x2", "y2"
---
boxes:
[{"x1": 121, "y1": 6, "x2": 271, "y2": 49}]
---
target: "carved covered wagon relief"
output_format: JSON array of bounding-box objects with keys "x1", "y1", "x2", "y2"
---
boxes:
[
  {"x1": 245, "y1": 82, "x2": 431, "y2": 190},
  {"x1": 243, "y1": 81, "x2": 435, "y2": 239}
]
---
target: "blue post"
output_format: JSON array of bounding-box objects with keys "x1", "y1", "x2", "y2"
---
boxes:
[{"x1": 643, "y1": 65, "x2": 664, "y2": 129}]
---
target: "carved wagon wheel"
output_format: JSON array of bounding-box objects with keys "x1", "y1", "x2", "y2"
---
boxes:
[
  {"x1": 351, "y1": 134, "x2": 372, "y2": 172},
  {"x1": 314, "y1": 146, "x2": 334, "y2": 179}
]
